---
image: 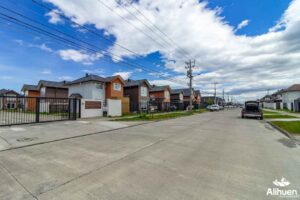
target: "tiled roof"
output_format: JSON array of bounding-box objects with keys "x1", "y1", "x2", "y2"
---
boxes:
[
  {"x1": 38, "y1": 80, "x2": 68, "y2": 88},
  {"x1": 66, "y1": 74, "x2": 106, "y2": 85},
  {"x1": 150, "y1": 85, "x2": 169, "y2": 92},
  {"x1": 283, "y1": 84, "x2": 300, "y2": 92},
  {"x1": 124, "y1": 79, "x2": 151, "y2": 88},
  {"x1": 21, "y1": 84, "x2": 38, "y2": 91},
  {"x1": 0, "y1": 89, "x2": 19, "y2": 96}
]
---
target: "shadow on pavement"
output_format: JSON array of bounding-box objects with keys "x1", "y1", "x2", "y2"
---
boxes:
[{"x1": 277, "y1": 138, "x2": 298, "y2": 148}]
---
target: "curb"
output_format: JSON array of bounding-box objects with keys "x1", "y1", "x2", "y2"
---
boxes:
[{"x1": 267, "y1": 121, "x2": 300, "y2": 144}]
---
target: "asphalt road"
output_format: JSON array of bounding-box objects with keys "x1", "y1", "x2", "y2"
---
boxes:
[{"x1": 0, "y1": 109, "x2": 299, "y2": 200}]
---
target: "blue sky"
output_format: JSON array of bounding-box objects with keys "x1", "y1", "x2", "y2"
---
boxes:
[{"x1": 0, "y1": 0, "x2": 298, "y2": 100}]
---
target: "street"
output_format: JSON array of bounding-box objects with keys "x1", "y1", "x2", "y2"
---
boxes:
[{"x1": 0, "y1": 109, "x2": 300, "y2": 200}]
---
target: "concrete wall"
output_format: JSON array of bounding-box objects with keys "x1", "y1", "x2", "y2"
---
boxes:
[
  {"x1": 263, "y1": 102, "x2": 276, "y2": 110},
  {"x1": 81, "y1": 99, "x2": 103, "y2": 118},
  {"x1": 107, "y1": 99, "x2": 121, "y2": 117},
  {"x1": 282, "y1": 91, "x2": 300, "y2": 111},
  {"x1": 68, "y1": 82, "x2": 105, "y2": 100}
]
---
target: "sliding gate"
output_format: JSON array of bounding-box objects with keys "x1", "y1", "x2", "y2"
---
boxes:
[{"x1": 0, "y1": 96, "x2": 80, "y2": 126}]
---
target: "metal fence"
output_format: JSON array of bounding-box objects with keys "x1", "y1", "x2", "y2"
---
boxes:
[{"x1": 0, "y1": 96, "x2": 80, "y2": 126}]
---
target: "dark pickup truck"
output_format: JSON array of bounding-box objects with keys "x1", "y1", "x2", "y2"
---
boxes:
[{"x1": 241, "y1": 101, "x2": 263, "y2": 120}]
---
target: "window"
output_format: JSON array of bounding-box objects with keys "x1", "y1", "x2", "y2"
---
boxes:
[
  {"x1": 164, "y1": 90, "x2": 170, "y2": 99},
  {"x1": 40, "y1": 87, "x2": 46, "y2": 97},
  {"x1": 140, "y1": 86, "x2": 148, "y2": 97},
  {"x1": 113, "y1": 83, "x2": 121, "y2": 91}
]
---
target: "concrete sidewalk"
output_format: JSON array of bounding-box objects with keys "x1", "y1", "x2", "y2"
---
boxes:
[{"x1": 0, "y1": 118, "x2": 146, "y2": 151}]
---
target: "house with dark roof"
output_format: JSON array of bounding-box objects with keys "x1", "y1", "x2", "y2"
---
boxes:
[
  {"x1": 37, "y1": 80, "x2": 68, "y2": 98},
  {"x1": 66, "y1": 74, "x2": 125, "y2": 117},
  {"x1": 170, "y1": 89, "x2": 184, "y2": 110},
  {"x1": 281, "y1": 84, "x2": 300, "y2": 111},
  {"x1": 149, "y1": 85, "x2": 171, "y2": 111},
  {"x1": 171, "y1": 88, "x2": 201, "y2": 109},
  {"x1": 124, "y1": 79, "x2": 151, "y2": 112},
  {"x1": 0, "y1": 89, "x2": 20, "y2": 109},
  {"x1": 21, "y1": 84, "x2": 40, "y2": 97}
]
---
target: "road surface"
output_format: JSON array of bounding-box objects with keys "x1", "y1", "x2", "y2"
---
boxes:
[{"x1": 0, "y1": 109, "x2": 299, "y2": 200}]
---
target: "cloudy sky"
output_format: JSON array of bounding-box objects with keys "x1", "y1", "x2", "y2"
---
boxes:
[{"x1": 0, "y1": 0, "x2": 299, "y2": 101}]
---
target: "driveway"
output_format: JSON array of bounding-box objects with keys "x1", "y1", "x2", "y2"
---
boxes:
[{"x1": 0, "y1": 110, "x2": 299, "y2": 200}]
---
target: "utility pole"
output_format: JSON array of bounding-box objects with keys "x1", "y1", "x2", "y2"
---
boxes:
[
  {"x1": 186, "y1": 60, "x2": 195, "y2": 111},
  {"x1": 267, "y1": 88, "x2": 271, "y2": 95},
  {"x1": 222, "y1": 89, "x2": 225, "y2": 105},
  {"x1": 213, "y1": 82, "x2": 218, "y2": 104}
]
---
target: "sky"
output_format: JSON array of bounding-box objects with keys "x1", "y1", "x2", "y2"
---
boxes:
[{"x1": 0, "y1": 0, "x2": 299, "y2": 102}]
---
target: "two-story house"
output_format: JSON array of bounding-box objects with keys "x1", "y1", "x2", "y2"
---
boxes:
[
  {"x1": 67, "y1": 74, "x2": 125, "y2": 117},
  {"x1": 124, "y1": 79, "x2": 151, "y2": 113},
  {"x1": 149, "y1": 85, "x2": 171, "y2": 111},
  {"x1": 282, "y1": 84, "x2": 300, "y2": 112},
  {"x1": 170, "y1": 89, "x2": 184, "y2": 110}
]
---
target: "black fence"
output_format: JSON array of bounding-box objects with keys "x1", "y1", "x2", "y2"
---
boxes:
[{"x1": 0, "y1": 96, "x2": 80, "y2": 126}]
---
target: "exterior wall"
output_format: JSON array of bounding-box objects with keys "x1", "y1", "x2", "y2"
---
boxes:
[
  {"x1": 44, "y1": 87, "x2": 68, "y2": 98},
  {"x1": 106, "y1": 78, "x2": 124, "y2": 99},
  {"x1": 80, "y1": 99, "x2": 103, "y2": 118},
  {"x1": 263, "y1": 102, "x2": 276, "y2": 110},
  {"x1": 124, "y1": 82, "x2": 150, "y2": 112},
  {"x1": 107, "y1": 99, "x2": 122, "y2": 117},
  {"x1": 149, "y1": 90, "x2": 171, "y2": 103},
  {"x1": 282, "y1": 91, "x2": 300, "y2": 111},
  {"x1": 68, "y1": 82, "x2": 105, "y2": 101},
  {"x1": 28, "y1": 90, "x2": 40, "y2": 97}
]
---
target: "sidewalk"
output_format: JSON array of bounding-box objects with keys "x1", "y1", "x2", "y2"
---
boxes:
[
  {"x1": 263, "y1": 108, "x2": 300, "y2": 118},
  {"x1": 0, "y1": 118, "x2": 147, "y2": 151}
]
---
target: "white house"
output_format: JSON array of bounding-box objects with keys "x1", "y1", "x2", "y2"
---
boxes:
[
  {"x1": 281, "y1": 84, "x2": 300, "y2": 112},
  {"x1": 66, "y1": 74, "x2": 125, "y2": 118},
  {"x1": 0, "y1": 89, "x2": 20, "y2": 109}
]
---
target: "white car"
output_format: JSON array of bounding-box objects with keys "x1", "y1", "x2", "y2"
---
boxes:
[{"x1": 208, "y1": 104, "x2": 220, "y2": 111}]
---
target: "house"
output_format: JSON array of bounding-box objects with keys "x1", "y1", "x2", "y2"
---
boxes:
[
  {"x1": 67, "y1": 74, "x2": 124, "y2": 117},
  {"x1": 149, "y1": 85, "x2": 171, "y2": 111},
  {"x1": 0, "y1": 89, "x2": 20, "y2": 109},
  {"x1": 170, "y1": 89, "x2": 184, "y2": 110},
  {"x1": 124, "y1": 79, "x2": 151, "y2": 113},
  {"x1": 37, "y1": 80, "x2": 68, "y2": 98},
  {"x1": 281, "y1": 84, "x2": 300, "y2": 112},
  {"x1": 21, "y1": 84, "x2": 40, "y2": 97}
]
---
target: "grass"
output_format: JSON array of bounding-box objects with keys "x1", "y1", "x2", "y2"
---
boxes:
[
  {"x1": 264, "y1": 114, "x2": 298, "y2": 119},
  {"x1": 114, "y1": 109, "x2": 207, "y2": 121},
  {"x1": 262, "y1": 110, "x2": 279, "y2": 114},
  {"x1": 271, "y1": 121, "x2": 300, "y2": 135}
]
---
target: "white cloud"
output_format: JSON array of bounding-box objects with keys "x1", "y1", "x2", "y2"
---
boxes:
[
  {"x1": 113, "y1": 71, "x2": 132, "y2": 79},
  {"x1": 58, "y1": 76, "x2": 73, "y2": 81},
  {"x1": 236, "y1": 19, "x2": 250, "y2": 31},
  {"x1": 45, "y1": 9, "x2": 64, "y2": 24},
  {"x1": 0, "y1": 76, "x2": 13, "y2": 80},
  {"x1": 13, "y1": 39, "x2": 24, "y2": 46},
  {"x1": 41, "y1": 69, "x2": 52, "y2": 75},
  {"x1": 46, "y1": 0, "x2": 300, "y2": 100},
  {"x1": 57, "y1": 49, "x2": 103, "y2": 65},
  {"x1": 29, "y1": 43, "x2": 53, "y2": 52}
]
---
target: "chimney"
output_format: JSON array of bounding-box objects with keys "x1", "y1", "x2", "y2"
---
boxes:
[
  {"x1": 127, "y1": 79, "x2": 131, "y2": 82},
  {"x1": 85, "y1": 73, "x2": 89, "y2": 77}
]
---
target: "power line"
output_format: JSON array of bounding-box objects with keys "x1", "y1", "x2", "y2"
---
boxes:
[
  {"x1": 28, "y1": 0, "x2": 188, "y2": 84},
  {"x1": 0, "y1": 11, "x2": 186, "y2": 85},
  {"x1": 113, "y1": 0, "x2": 190, "y2": 60},
  {"x1": 127, "y1": 2, "x2": 191, "y2": 58}
]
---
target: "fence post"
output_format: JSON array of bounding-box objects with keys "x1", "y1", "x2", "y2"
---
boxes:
[
  {"x1": 73, "y1": 99, "x2": 77, "y2": 120},
  {"x1": 35, "y1": 97, "x2": 40, "y2": 123},
  {"x1": 78, "y1": 99, "x2": 81, "y2": 119},
  {"x1": 68, "y1": 98, "x2": 71, "y2": 120}
]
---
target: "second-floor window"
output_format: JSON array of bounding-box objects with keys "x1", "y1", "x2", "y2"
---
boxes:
[
  {"x1": 141, "y1": 86, "x2": 148, "y2": 97},
  {"x1": 40, "y1": 87, "x2": 46, "y2": 97},
  {"x1": 113, "y1": 83, "x2": 121, "y2": 91}
]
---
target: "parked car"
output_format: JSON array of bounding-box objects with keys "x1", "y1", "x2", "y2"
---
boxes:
[
  {"x1": 208, "y1": 104, "x2": 220, "y2": 111},
  {"x1": 241, "y1": 101, "x2": 263, "y2": 120}
]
